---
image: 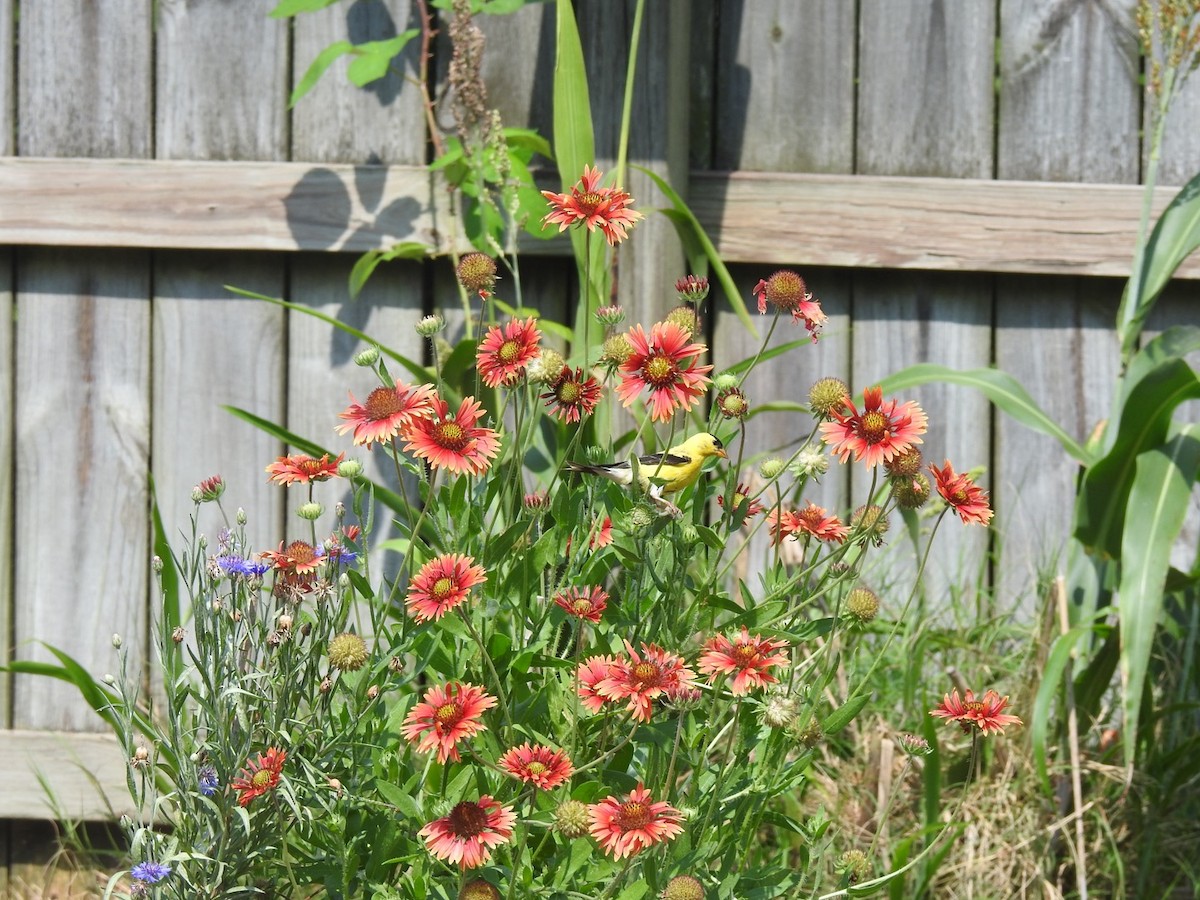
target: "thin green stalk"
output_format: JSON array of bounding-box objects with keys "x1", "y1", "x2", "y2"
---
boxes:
[{"x1": 613, "y1": 0, "x2": 646, "y2": 191}]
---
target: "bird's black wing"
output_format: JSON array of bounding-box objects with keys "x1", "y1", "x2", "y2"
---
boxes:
[{"x1": 637, "y1": 451, "x2": 691, "y2": 467}]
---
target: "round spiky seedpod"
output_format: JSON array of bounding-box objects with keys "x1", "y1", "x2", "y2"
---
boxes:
[
  {"x1": 809, "y1": 377, "x2": 850, "y2": 420},
  {"x1": 327, "y1": 632, "x2": 368, "y2": 672},
  {"x1": 456, "y1": 252, "x2": 497, "y2": 298},
  {"x1": 553, "y1": 799, "x2": 591, "y2": 838},
  {"x1": 662, "y1": 874, "x2": 706, "y2": 900},
  {"x1": 892, "y1": 473, "x2": 931, "y2": 509},
  {"x1": 845, "y1": 587, "x2": 880, "y2": 624}
]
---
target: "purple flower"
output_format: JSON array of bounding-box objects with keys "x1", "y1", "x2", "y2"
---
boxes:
[
  {"x1": 131, "y1": 861, "x2": 171, "y2": 883},
  {"x1": 197, "y1": 764, "x2": 219, "y2": 797},
  {"x1": 217, "y1": 555, "x2": 268, "y2": 578}
]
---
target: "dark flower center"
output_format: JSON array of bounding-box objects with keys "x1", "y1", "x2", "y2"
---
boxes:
[
  {"x1": 575, "y1": 190, "x2": 605, "y2": 214},
  {"x1": 858, "y1": 410, "x2": 890, "y2": 443},
  {"x1": 436, "y1": 701, "x2": 462, "y2": 724},
  {"x1": 643, "y1": 354, "x2": 677, "y2": 386},
  {"x1": 499, "y1": 340, "x2": 523, "y2": 364},
  {"x1": 557, "y1": 380, "x2": 582, "y2": 404},
  {"x1": 286, "y1": 541, "x2": 317, "y2": 565},
  {"x1": 572, "y1": 598, "x2": 594, "y2": 615},
  {"x1": 431, "y1": 576, "x2": 455, "y2": 600},
  {"x1": 632, "y1": 662, "x2": 661, "y2": 687},
  {"x1": 731, "y1": 644, "x2": 760, "y2": 665},
  {"x1": 364, "y1": 386, "x2": 404, "y2": 421},
  {"x1": 433, "y1": 421, "x2": 468, "y2": 451},
  {"x1": 765, "y1": 271, "x2": 806, "y2": 308},
  {"x1": 448, "y1": 801, "x2": 489, "y2": 837},
  {"x1": 615, "y1": 800, "x2": 652, "y2": 830}
]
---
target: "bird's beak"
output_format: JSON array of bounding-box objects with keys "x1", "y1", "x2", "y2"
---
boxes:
[{"x1": 716, "y1": 448, "x2": 727, "y2": 458}]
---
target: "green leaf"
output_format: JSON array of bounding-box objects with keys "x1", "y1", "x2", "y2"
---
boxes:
[
  {"x1": 822, "y1": 693, "x2": 870, "y2": 735},
  {"x1": 878, "y1": 364, "x2": 1089, "y2": 463},
  {"x1": 270, "y1": 0, "x2": 340, "y2": 17},
  {"x1": 551, "y1": 0, "x2": 593, "y2": 210},
  {"x1": 1118, "y1": 426, "x2": 1200, "y2": 763},
  {"x1": 149, "y1": 476, "x2": 182, "y2": 686},
  {"x1": 1073, "y1": 353, "x2": 1200, "y2": 557},
  {"x1": 1118, "y1": 170, "x2": 1200, "y2": 359},
  {"x1": 1030, "y1": 617, "x2": 1105, "y2": 791},
  {"x1": 503, "y1": 127, "x2": 553, "y2": 161},
  {"x1": 290, "y1": 41, "x2": 355, "y2": 107},
  {"x1": 635, "y1": 164, "x2": 759, "y2": 339},
  {"x1": 349, "y1": 242, "x2": 430, "y2": 299},
  {"x1": 346, "y1": 33, "x2": 420, "y2": 87},
  {"x1": 223, "y1": 285, "x2": 441, "y2": 392}
]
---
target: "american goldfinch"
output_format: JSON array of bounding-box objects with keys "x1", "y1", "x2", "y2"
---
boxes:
[{"x1": 565, "y1": 432, "x2": 727, "y2": 517}]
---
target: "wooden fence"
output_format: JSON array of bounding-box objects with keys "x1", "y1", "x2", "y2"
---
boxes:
[{"x1": 0, "y1": 0, "x2": 1198, "y2": 878}]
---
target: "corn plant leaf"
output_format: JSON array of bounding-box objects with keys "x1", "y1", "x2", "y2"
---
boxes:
[
  {"x1": 878, "y1": 364, "x2": 1089, "y2": 463},
  {"x1": 1117, "y1": 426, "x2": 1200, "y2": 764},
  {"x1": 1073, "y1": 354, "x2": 1200, "y2": 557},
  {"x1": 150, "y1": 476, "x2": 182, "y2": 686},
  {"x1": 1117, "y1": 170, "x2": 1200, "y2": 360},
  {"x1": 635, "y1": 165, "x2": 759, "y2": 339},
  {"x1": 1031, "y1": 618, "x2": 1104, "y2": 791}
]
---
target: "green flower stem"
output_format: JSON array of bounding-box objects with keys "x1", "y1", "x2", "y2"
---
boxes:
[
  {"x1": 458, "y1": 604, "x2": 513, "y2": 731},
  {"x1": 574, "y1": 717, "x2": 640, "y2": 775},
  {"x1": 597, "y1": 857, "x2": 636, "y2": 900},
  {"x1": 694, "y1": 697, "x2": 742, "y2": 841}
]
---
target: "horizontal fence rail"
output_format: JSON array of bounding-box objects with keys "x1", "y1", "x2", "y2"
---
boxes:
[{"x1": 3, "y1": 157, "x2": 1197, "y2": 279}]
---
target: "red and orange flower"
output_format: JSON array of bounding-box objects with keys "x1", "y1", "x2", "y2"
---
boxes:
[
  {"x1": 717, "y1": 483, "x2": 765, "y2": 526},
  {"x1": 498, "y1": 743, "x2": 574, "y2": 790},
  {"x1": 589, "y1": 783, "x2": 684, "y2": 860},
  {"x1": 401, "y1": 682, "x2": 497, "y2": 763},
  {"x1": 542, "y1": 366, "x2": 603, "y2": 423},
  {"x1": 406, "y1": 554, "x2": 488, "y2": 623},
  {"x1": 230, "y1": 747, "x2": 287, "y2": 807},
  {"x1": 930, "y1": 688, "x2": 1022, "y2": 736},
  {"x1": 402, "y1": 395, "x2": 501, "y2": 477},
  {"x1": 819, "y1": 385, "x2": 928, "y2": 469},
  {"x1": 698, "y1": 626, "x2": 790, "y2": 695},
  {"x1": 577, "y1": 655, "x2": 618, "y2": 713},
  {"x1": 753, "y1": 270, "x2": 827, "y2": 339},
  {"x1": 553, "y1": 585, "x2": 609, "y2": 623},
  {"x1": 541, "y1": 164, "x2": 643, "y2": 246},
  {"x1": 265, "y1": 452, "x2": 345, "y2": 486},
  {"x1": 419, "y1": 796, "x2": 515, "y2": 869},
  {"x1": 596, "y1": 642, "x2": 698, "y2": 722},
  {"x1": 615, "y1": 322, "x2": 713, "y2": 423},
  {"x1": 336, "y1": 382, "x2": 436, "y2": 447},
  {"x1": 929, "y1": 460, "x2": 994, "y2": 526},
  {"x1": 476, "y1": 318, "x2": 542, "y2": 389},
  {"x1": 261, "y1": 539, "x2": 324, "y2": 574}
]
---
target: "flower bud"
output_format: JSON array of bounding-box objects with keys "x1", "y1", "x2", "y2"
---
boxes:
[
  {"x1": 353, "y1": 346, "x2": 381, "y2": 367},
  {"x1": 836, "y1": 849, "x2": 871, "y2": 884},
  {"x1": 195, "y1": 475, "x2": 224, "y2": 502},
  {"x1": 809, "y1": 378, "x2": 850, "y2": 420},
  {"x1": 277, "y1": 614, "x2": 293, "y2": 631},
  {"x1": 297, "y1": 501, "x2": 324, "y2": 521},
  {"x1": 664, "y1": 304, "x2": 699, "y2": 337},
  {"x1": 792, "y1": 446, "x2": 829, "y2": 478},
  {"x1": 600, "y1": 333, "x2": 634, "y2": 366},
  {"x1": 319, "y1": 676, "x2": 333, "y2": 694},
  {"x1": 236, "y1": 507, "x2": 248, "y2": 525},
  {"x1": 714, "y1": 372, "x2": 739, "y2": 391},
  {"x1": 527, "y1": 348, "x2": 565, "y2": 385},
  {"x1": 112, "y1": 633, "x2": 123, "y2": 649},
  {"x1": 716, "y1": 387, "x2": 749, "y2": 420},
  {"x1": 151, "y1": 556, "x2": 163, "y2": 573},
  {"x1": 337, "y1": 459, "x2": 364, "y2": 479},
  {"x1": 171, "y1": 626, "x2": 186, "y2": 644},
  {"x1": 675, "y1": 274, "x2": 710, "y2": 303},
  {"x1": 415, "y1": 314, "x2": 446, "y2": 338},
  {"x1": 759, "y1": 457, "x2": 785, "y2": 480},
  {"x1": 366, "y1": 685, "x2": 380, "y2": 701},
  {"x1": 389, "y1": 655, "x2": 404, "y2": 674},
  {"x1": 334, "y1": 501, "x2": 346, "y2": 519},
  {"x1": 103, "y1": 674, "x2": 117, "y2": 686},
  {"x1": 898, "y1": 733, "x2": 932, "y2": 756},
  {"x1": 595, "y1": 304, "x2": 626, "y2": 327}
]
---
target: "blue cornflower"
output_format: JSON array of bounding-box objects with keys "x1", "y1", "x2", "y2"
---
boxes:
[
  {"x1": 216, "y1": 555, "x2": 268, "y2": 578},
  {"x1": 130, "y1": 861, "x2": 172, "y2": 883},
  {"x1": 197, "y1": 764, "x2": 219, "y2": 797}
]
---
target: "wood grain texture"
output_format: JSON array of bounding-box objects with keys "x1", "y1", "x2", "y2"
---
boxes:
[
  {"x1": 996, "y1": 0, "x2": 1140, "y2": 613},
  {"x1": 858, "y1": 0, "x2": 995, "y2": 179},
  {"x1": 153, "y1": 1, "x2": 288, "y2": 566},
  {"x1": 474, "y1": 0, "x2": 556, "y2": 140},
  {"x1": 0, "y1": 0, "x2": 11, "y2": 156},
  {"x1": 999, "y1": 0, "x2": 1141, "y2": 183},
  {"x1": 156, "y1": 0, "x2": 287, "y2": 161},
  {"x1": 854, "y1": 0, "x2": 995, "y2": 606},
  {"x1": 13, "y1": 249, "x2": 151, "y2": 731},
  {"x1": 11, "y1": 0, "x2": 154, "y2": 735},
  {"x1": 713, "y1": 0, "x2": 855, "y2": 174},
  {"x1": 708, "y1": 2, "x2": 854, "y2": 587},
  {"x1": 579, "y1": 0, "x2": 690, "y2": 327},
  {"x1": 0, "y1": 731, "x2": 133, "y2": 820},
  {"x1": 292, "y1": 0, "x2": 425, "y2": 164},
  {"x1": 16, "y1": 0, "x2": 152, "y2": 158},
  {"x1": 6, "y1": 159, "x2": 1200, "y2": 280},
  {"x1": 0, "y1": 250, "x2": 11, "y2": 729},
  {"x1": 1155, "y1": 71, "x2": 1200, "y2": 186}
]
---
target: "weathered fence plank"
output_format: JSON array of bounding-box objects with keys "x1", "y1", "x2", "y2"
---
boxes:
[
  {"x1": 855, "y1": 0, "x2": 995, "y2": 607},
  {"x1": 580, "y1": 0, "x2": 689, "y2": 327},
  {"x1": 709, "y1": 1, "x2": 854, "y2": 583},
  {"x1": 8, "y1": 159, "x2": 1200, "y2": 281},
  {"x1": 995, "y1": 0, "x2": 1138, "y2": 610},
  {"x1": 0, "y1": 731, "x2": 132, "y2": 820},
  {"x1": 153, "y1": 0, "x2": 288, "y2": 556},
  {"x1": 288, "y1": 0, "x2": 427, "y2": 539},
  {"x1": 12, "y1": 0, "x2": 153, "y2": 738}
]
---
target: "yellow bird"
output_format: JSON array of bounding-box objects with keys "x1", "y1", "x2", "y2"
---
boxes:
[{"x1": 565, "y1": 432, "x2": 727, "y2": 517}]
